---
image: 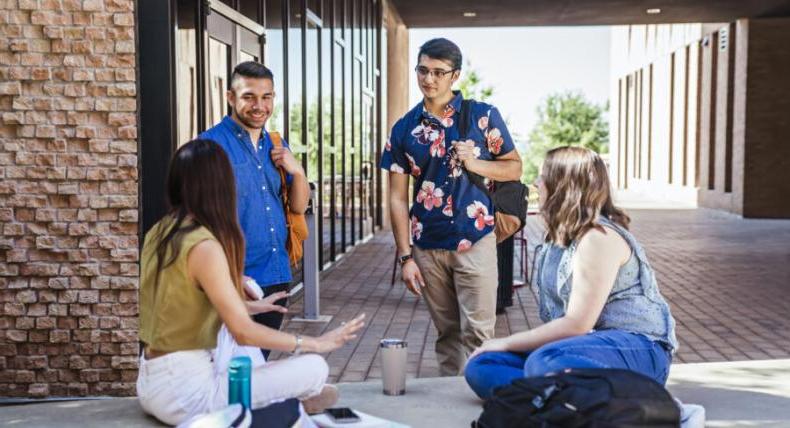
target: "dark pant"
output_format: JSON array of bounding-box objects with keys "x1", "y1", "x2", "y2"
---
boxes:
[
  {"x1": 496, "y1": 235, "x2": 515, "y2": 312},
  {"x1": 252, "y1": 283, "x2": 290, "y2": 359},
  {"x1": 464, "y1": 330, "x2": 672, "y2": 400}
]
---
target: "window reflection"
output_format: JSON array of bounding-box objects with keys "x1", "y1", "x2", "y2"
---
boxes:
[
  {"x1": 306, "y1": 21, "x2": 319, "y2": 183},
  {"x1": 206, "y1": 37, "x2": 230, "y2": 127},
  {"x1": 239, "y1": 0, "x2": 259, "y2": 22},
  {"x1": 352, "y1": 58, "x2": 362, "y2": 241},
  {"x1": 305, "y1": 19, "x2": 321, "y2": 261},
  {"x1": 240, "y1": 51, "x2": 256, "y2": 63},
  {"x1": 334, "y1": 0, "x2": 345, "y2": 41},
  {"x1": 239, "y1": 26, "x2": 261, "y2": 63},
  {"x1": 353, "y1": 0, "x2": 360, "y2": 57},
  {"x1": 170, "y1": 0, "x2": 382, "y2": 269},
  {"x1": 320, "y1": 23, "x2": 334, "y2": 263},
  {"x1": 176, "y1": 0, "x2": 198, "y2": 146},
  {"x1": 362, "y1": 95, "x2": 374, "y2": 236},
  {"x1": 265, "y1": 0, "x2": 285, "y2": 134},
  {"x1": 334, "y1": 41, "x2": 345, "y2": 255},
  {"x1": 307, "y1": 0, "x2": 321, "y2": 18},
  {"x1": 288, "y1": 0, "x2": 305, "y2": 166}
]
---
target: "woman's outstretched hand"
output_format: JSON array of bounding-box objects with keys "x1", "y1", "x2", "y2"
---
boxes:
[
  {"x1": 315, "y1": 314, "x2": 366, "y2": 353},
  {"x1": 245, "y1": 291, "x2": 289, "y2": 315}
]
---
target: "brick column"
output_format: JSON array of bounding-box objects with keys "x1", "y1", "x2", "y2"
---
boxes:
[
  {"x1": 383, "y1": 0, "x2": 409, "y2": 230},
  {"x1": 0, "y1": 0, "x2": 139, "y2": 397}
]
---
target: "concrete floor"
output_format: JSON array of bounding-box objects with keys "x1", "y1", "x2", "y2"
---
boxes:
[{"x1": 2, "y1": 359, "x2": 790, "y2": 427}]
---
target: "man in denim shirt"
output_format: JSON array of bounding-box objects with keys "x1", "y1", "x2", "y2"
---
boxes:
[
  {"x1": 381, "y1": 39, "x2": 522, "y2": 375},
  {"x1": 201, "y1": 62, "x2": 309, "y2": 357}
]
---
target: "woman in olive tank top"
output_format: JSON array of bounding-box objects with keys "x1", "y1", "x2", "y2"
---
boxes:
[{"x1": 137, "y1": 139, "x2": 365, "y2": 425}]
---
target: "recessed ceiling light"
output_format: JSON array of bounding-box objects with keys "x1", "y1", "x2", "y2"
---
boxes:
[
  {"x1": 646, "y1": 8, "x2": 661, "y2": 14},
  {"x1": 463, "y1": 12, "x2": 477, "y2": 17}
]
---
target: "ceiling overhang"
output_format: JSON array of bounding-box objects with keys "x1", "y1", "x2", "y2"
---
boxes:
[{"x1": 390, "y1": 0, "x2": 790, "y2": 27}]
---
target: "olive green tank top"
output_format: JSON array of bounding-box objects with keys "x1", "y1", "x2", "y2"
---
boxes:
[{"x1": 139, "y1": 217, "x2": 222, "y2": 352}]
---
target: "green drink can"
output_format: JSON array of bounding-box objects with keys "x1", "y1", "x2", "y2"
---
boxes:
[{"x1": 228, "y1": 356, "x2": 252, "y2": 409}]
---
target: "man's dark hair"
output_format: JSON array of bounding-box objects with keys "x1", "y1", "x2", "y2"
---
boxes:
[
  {"x1": 417, "y1": 38, "x2": 462, "y2": 70},
  {"x1": 231, "y1": 61, "x2": 274, "y2": 84}
]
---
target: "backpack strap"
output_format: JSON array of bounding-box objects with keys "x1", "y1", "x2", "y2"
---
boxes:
[
  {"x1": 459, "y1": 99, "x2": 472, "y2": 141},
  {"x1": 268, "y1": 131, "x2": 290, "y2": 211},
  {"x1": 458, "y1": 99, "x2": 491, "y2": 197}
]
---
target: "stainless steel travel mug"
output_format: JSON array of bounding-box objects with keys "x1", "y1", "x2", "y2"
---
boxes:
[{"x1": 380, "y1": 338, "x2": 407, "y2": 395}]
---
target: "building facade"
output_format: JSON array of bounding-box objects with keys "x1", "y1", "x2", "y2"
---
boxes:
[
  {"x1": 610, "y1": 19, "x2": 790, "y2": 217},
  {"x1": 1, "y1": 0, "x2": 140, "y2": 397},
  {"x1": 1, "y1": 0, "x2": 403, "y2": 397},
  {"x1": 3, "y1": 0, "x2": 790, "y2": 399}
]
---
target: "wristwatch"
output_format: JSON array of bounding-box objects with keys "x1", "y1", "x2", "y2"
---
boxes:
[
  {"x1": 292, "y1": 334, "x2": 303, "y2": 355},
  {"x1": 398, "y1": 254, "x2": 414, "y2": 266}
]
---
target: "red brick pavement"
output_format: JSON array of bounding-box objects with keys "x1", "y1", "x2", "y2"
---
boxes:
[{"x1": 274, "y1": 209, "x2": 790, "y2": 382}]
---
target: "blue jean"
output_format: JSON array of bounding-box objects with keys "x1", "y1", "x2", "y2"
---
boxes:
[{"x1": 464, "y1": 330, "x2": 672, "y2": 400}]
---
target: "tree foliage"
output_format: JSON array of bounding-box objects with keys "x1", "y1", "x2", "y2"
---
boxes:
[
  {"x1": 457, "y1": 61, "x2": 494, "y2": 102},
  {"x1": 522, "y1": 91, "x2": 609, "y2": 183}
]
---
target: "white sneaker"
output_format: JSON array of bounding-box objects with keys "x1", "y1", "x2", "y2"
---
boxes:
[{"x1": 674, "y1": 398, "x2": 706, "y2": 428}]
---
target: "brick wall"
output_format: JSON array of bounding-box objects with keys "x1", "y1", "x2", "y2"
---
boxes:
[
  {"x1": 0, "y1": 0, "x2": 139, "y2": 397},
  {"x1": 742, "y1": 18, "x2": 790, "y2": 217}
]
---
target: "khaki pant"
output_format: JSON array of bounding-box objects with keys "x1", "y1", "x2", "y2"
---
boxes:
[{"x1": 413, "y1": 232, "x2": 498, "y2": 376}]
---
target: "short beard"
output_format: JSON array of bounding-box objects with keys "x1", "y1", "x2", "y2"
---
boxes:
[{"x1": 233, "y1": 110, "x2": 266, "y2": 130}]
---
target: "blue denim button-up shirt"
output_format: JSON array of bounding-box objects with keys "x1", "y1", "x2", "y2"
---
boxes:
[
  {"x1": 380, "y1": 92, "x2": 515, "y2": 251},
  {"x1": 200, "y1": 116, "x2": 292, "y2": 288}
]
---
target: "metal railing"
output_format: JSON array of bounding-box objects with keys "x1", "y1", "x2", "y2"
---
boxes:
[{"x1": 292, "y1": 182, "x2": 332, "y2": 323}]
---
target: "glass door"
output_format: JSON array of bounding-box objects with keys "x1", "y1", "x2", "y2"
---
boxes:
[{"x1": 204, "y1": 0, "x2": 264, "y2": 128}]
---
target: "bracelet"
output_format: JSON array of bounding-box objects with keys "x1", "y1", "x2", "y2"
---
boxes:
[
  {"x1": 292, "y1": 334, "x2": 303, "y2": 355},
  {"x1": 398, "y1": 253, "x2": 414, "y2": 266}
]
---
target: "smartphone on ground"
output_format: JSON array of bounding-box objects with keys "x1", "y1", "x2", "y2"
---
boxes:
[{"x1": 324, "y1": 407, "x2": 361, "y2": 424}]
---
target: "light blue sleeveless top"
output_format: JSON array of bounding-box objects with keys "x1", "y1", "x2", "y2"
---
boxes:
[{"x1": 534, "y1": 217, "x2": 678, "y2": 352}]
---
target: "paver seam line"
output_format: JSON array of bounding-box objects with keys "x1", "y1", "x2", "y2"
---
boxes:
[
  {"x1": 374, "y1": 282, "x2": 420, "y2": 379},
  {"x1": 333, "y1": 250, "x2": 405, "y2": 381}
]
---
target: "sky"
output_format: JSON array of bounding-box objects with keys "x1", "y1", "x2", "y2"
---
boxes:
[{"x1": 408, "y1": 26, "x2": 611, "y2": 141}]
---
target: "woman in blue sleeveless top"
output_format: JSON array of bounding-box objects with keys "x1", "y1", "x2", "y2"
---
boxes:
[{"x1": 464, "y1": 146, "x2": 678, "y2": 400}]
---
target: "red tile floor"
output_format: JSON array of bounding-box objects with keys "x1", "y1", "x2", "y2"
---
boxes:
[{"x1": 273, "y1": 209, "x2": 790, "y2": 382}]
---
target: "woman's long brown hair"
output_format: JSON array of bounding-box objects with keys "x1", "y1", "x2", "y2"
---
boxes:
[
  {"x1": 151, "y1": 139, "x2": 245, "y2": 294},
  {"x1": 541, "y1": 146, "x2": 630, "y2": 247}
]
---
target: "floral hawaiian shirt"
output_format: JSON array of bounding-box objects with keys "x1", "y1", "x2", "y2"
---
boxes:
[{"x1": 380, "y1": 91, "x2": 515, "y2": 251}]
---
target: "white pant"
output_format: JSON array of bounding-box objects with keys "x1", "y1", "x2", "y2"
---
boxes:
[{"x1": 136, "y1": 350, "x2": 328, "y2": 426}]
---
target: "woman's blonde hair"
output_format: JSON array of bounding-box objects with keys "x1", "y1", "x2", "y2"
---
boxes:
[{"x1": 541, "y1": 146, "x2": 630, "y2": 247}]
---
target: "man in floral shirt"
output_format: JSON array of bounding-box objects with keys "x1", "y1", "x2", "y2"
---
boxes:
[{"x1": 381, "y1": 38, "x2": 522, "y2": 375}]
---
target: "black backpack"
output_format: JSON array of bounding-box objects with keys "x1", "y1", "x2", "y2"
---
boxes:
[
  {"x1": 251, "y1": 398, "x2": 300, "y2": 427},
  {"x1": 472, "y1": 369, "x2": 680, "y2": 428},
  {"x1": 459, "y1": 99, "x2": 529, "y2": 243}
]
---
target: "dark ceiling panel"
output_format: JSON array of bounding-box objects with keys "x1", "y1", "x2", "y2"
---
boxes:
[{"x1": 390, "y1": 0, "x2": 790, "y2": 27}]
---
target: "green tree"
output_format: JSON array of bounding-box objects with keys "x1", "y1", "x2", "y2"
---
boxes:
[
  {"x1": 522, "y1": 91, "x2": 609, "y2": 183},
  {"x1": 457, "y1": 61, "x2": 494, "y2": 102},
  {"x1": 286, "y1": 100, "x2": 328, "y2": 182}
]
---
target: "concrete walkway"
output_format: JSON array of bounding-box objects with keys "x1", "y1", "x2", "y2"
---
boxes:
[
  {"x1": 334, "y1": 359, "x2": 790, "y2": 427},
  {"x1": 2, "y1": 359, "x2": 790, "y2": 427}
]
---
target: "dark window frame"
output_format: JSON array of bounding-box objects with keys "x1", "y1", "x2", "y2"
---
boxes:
[{"x1": 138, "y1": 0, "x2": 383, "y2": 272}]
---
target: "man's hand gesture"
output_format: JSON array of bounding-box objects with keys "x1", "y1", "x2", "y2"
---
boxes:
[
  {"x1": 271, "y1": 146, "x2": 305, "y2": 177},
  {"x1": 401, "y1": 260, "x2": 426, "y2": 297}
]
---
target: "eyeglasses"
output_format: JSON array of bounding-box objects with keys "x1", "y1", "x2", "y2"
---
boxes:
[{"x1": 415, "y1": 65, "x2": 456, "y2": 79}]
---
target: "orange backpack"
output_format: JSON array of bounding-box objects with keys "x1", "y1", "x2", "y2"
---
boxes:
[{"x1": 270, "y1": 132, "x2": 309, "y2": 266}]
